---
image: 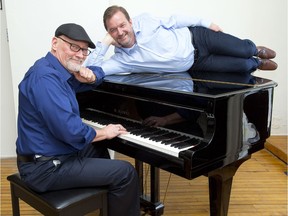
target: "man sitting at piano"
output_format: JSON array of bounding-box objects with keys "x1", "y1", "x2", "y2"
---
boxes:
[
  {"x1": 85, "y1": 5, "x2": 278, "y2": 76},
  {"x1": 16, "y1": 23, "x2": 140, "y2": 216}
]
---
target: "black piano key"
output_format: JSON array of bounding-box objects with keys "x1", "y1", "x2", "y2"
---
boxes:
[
  {"x1": 172, "y1": 142, "x2": 194, "y2": 149},
  {"x1": 161, "y1": 135, "x2": 186, "y2": 145},
  {"x1": 141, "y1": 131, "x2": 164, "y2": 139},
  {"x1": 139, "y1": 128, "x2": 160, "y2": 137},
  {"x1": 122, "y1": 120, "x2": 140, "y2": 128},
  {"x1": 128, "y1": 126, "x2": 157, "y2": 135},
  {"x1": 146, "y1": 130, "x2": 170, "y2": 139},
  {"x1": 171, "y1": 138, "x2": 201, "y2": 149},
  {"x1": 127, "y1": 125, "x2": 144, "y2": 133},
  {"x1": 129, "y1": 128, "x2": 148, "y2": 135},
  {"x1": 151, "y1": 132, "x2": 180, "y2": 142},
  {"x1": 164, "y1": 135, "x2": 190, "y2": 145}
]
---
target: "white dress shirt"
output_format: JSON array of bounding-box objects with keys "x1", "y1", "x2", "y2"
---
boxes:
[{"x1": 86, "y1": 13, "x2": 211, "y2": 75}]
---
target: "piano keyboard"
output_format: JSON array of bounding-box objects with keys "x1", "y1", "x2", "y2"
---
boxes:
[{"x1": 81, "y1": 109, "x2": 201, "y2": 157}]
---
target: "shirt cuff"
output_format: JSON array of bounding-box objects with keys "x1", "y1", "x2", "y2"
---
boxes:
[
  {"x1": 88, "y1": 66, "x2": 106, "y2": 86},
  {"x1": 96, "y1": 41, "x2": 110, "y2": 56}
]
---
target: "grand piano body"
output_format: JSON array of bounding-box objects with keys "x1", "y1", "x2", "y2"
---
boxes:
[{"x1": 77, "y1": 71, "x2": 277, "y2": 216}]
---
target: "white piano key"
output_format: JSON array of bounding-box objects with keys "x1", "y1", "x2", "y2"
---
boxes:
[{"x1": 82, "y1": 118, "x2": 194, "y2": 157}]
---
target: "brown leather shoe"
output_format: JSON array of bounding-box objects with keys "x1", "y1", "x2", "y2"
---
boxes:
[
  {"x1": 258, "y1": 59, "x2": 278, "y2": 70},
  {"x1": 256, "y1": 46, "x2": 276, "y2": 59}
]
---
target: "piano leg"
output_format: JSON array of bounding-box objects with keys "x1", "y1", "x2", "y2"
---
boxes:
[
  {"x1": 135, "y1": 160, "x2": 164, "y2": 216},
  {"x1": 207, "y1": 156, "x2": 251, "y2": 216}
]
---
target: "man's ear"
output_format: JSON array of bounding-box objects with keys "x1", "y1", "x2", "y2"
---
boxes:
[{"x1": 51, "y1": 37, "x2": 58, "y2": 51}]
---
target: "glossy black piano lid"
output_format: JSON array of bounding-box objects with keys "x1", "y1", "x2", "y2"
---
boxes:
[{"x1": 103, "y1": 71, "x2": 277, "y2": 97}]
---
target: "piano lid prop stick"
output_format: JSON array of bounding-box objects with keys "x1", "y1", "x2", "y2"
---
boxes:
[{"x1": 139, "y1": 73, "x2": 256, "y2": 87}]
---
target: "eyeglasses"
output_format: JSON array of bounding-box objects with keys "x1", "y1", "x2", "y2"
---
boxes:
[{"x1": 57, "y1": 37, "x2": 91, "y2": 56}]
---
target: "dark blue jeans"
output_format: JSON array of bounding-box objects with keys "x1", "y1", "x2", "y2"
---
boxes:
[
  {"x1": 18, "y1": 144, "x2": 140, "y2": 216},
  {"x1": 189, "y1": 27, "x2": 260, "y2": 74}
]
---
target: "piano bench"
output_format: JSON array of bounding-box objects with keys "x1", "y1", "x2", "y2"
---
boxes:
[{"x1": 7, "y1": 173, "x2": 108, "y2": 216}]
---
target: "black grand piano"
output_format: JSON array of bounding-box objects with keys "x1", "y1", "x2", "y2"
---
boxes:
[{"x1": 77, "y1": 71, "x2": 277, "y2": 216}]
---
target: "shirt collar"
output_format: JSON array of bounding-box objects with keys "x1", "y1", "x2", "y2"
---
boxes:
[
  {"x1": 116, "y1": 24, "x2": 139, "y2": 55},
  {"x1": 45, "y1": 52, "x2": 73, "y2": 82}
]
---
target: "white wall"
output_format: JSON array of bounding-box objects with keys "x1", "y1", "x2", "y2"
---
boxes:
[
  {"x1": 1, "y1": 0, "x2": 287, "y2": 157},
  {"x1": 1, "y1": 0, "x2": 17, "y2": 157}
]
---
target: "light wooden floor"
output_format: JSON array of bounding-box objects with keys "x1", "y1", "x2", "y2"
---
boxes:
[{"x1": 1, "y1": 144, "x2": 287, "y2": 215}]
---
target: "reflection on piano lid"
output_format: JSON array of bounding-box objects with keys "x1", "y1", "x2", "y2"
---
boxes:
[{"x1": 104, "y1": 72, "x2": 194, "y2": 92}]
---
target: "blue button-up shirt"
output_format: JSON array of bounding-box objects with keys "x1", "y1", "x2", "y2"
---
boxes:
[
  {"x1": 86, "y1": 13, "x2": 211, "y2": 75},
  {"x1": 16, "y1": 52, "x2": 105, "y2": 156}
]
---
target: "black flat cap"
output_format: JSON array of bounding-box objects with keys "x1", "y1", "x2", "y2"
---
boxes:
[{"x1": 55, "y1": 23, "x2": 95, "y2": 49}]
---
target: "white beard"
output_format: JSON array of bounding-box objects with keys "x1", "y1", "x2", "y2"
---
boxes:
[{"x1": 66, "y1": 61, "x2": 82, "y2": 72}]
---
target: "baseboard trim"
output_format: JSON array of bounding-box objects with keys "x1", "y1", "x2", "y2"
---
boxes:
[{"x1": 265, "y1": 136, "x2": 287, "y2": 164}]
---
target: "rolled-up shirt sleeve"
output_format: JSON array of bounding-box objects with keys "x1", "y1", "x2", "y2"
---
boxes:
[
  {"x1": 31, "y1": 74, "x2": 95, "y2": 151},
  {"x1": 160, "y1": 14, "x2": 212, "y2": 29},
  {"x1": 85, "y1": 42, "x2": 110, "y2": 67}
]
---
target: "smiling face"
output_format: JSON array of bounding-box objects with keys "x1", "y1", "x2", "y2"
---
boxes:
[
  {"x1": 105, "y1": 11, "x2": 136, "y2": 48},
  {"x1": 51, "y1": 35, "x2": 89, "y2": 73}
]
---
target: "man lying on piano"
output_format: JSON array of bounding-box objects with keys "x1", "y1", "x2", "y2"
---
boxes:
[
  {"x1": 85, "y1": 5, "x2": 278, "y2": 76},
  {"x1": 15, "y1": 23, "x2": 140, "y2": 216},
  {"x1": 84, "y1": 4, "x2": 278, "y2": 130}
]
